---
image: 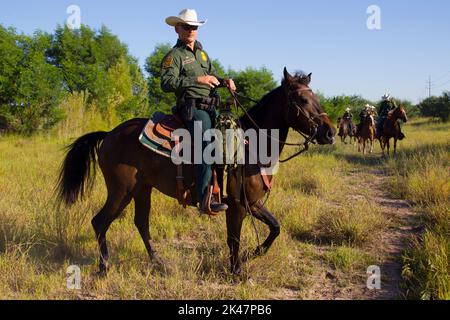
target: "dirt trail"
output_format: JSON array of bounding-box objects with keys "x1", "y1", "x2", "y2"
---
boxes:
[
  {"x1": 362, "y1": 169, "x2": 418, "y2": 299},
  {"x1": 302, "y1": 167, "x2": 418, "y2": 300}
]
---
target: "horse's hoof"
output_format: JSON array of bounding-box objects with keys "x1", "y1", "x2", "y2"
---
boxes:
[
  {"x1": 254, "y1": 246, "x2": 268, "y2": 257},
  {"x1": 96, "y1": 270, "x2": 107, "y2": 278},
  {"x1": 232, "y1": 267, "x2": 242, "y2": 277},
  {"x1": 151, "y1": 254, "x2": 174, "y2": 275},
  {"x1": 96, "y1": 265, "x2": 109, "y2": 278}
]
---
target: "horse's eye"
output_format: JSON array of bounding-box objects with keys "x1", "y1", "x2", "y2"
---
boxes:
[{"x1": 298, "y1": 96, "x2": 308, "y2": 105}]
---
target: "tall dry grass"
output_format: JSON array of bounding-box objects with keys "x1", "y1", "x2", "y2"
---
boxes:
[
  {"x1": 0, "y1": 118, "x2": 447, "y2": 299},
  {"x1": 383, "y1": 120, "x2": 449, "y2": 300}
]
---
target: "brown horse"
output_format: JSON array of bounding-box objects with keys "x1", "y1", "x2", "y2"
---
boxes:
[
  {"x1": 357, "y1": 114, "x2": 376, "y2": 154},
  {"x1": 378, "y1": 106, "x2": 408, "y2": 157},
  {"x1": 338, "y1": 118, "x2": 354, "y2": 144},
  {"x1": 56, "y1": 68, "x2": 336, "y2": 276}
]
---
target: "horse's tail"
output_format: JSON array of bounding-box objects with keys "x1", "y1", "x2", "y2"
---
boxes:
[{"x1": 56, "y1": 131, "x2": 108, "y2": 207}]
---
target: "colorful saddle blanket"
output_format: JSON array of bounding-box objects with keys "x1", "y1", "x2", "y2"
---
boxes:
[{"x1": 139, "y1": 112, "x2": 186, "y2": 160}]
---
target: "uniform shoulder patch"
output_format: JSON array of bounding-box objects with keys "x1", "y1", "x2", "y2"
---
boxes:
[
  {"x1": 201, "y1": 51, "x2": 208, "y2": 62},
  {"x1": 162, "y1": 54, "x2": 173, "y2": 69}
]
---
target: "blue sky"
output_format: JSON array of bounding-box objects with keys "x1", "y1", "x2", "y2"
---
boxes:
[{"x1": 1, "y1": 0, "x2": 449, "y2": 103}]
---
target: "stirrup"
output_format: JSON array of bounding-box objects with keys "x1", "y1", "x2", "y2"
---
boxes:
[{"x1": 199, "y1": 185, "x2": 219, "y2": 216}]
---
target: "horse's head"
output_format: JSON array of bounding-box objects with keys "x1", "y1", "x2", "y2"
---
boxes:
[
  {"x1": 282, "y1": 68, "x2": 336, "y2": 145},
  {"x1": 398, "y1": 105, "x2": 408, "y2": 123},
  {"x1": 390, "y1": 105, "x2": 408, "y2": 123}
]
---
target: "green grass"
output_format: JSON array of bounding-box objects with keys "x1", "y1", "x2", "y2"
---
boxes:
[
  {"x1": 380, "y1": 120, "x2": 449, "y2": 300},
  {"x1": 0, "y1": 118, "x2": 448, "y2": 299}
]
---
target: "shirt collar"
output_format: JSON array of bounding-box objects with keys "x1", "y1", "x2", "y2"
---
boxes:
[{"x1": 176, "y1": 39, "x2": 203, "y2": 52}]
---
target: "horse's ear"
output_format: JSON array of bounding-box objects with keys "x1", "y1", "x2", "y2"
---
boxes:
[
  {"x1": 284, "y1": 67, "x2": 294, "y2": 83},
  {"x1": 307, "y1": 73, "x2": 312, "y2": 84}
]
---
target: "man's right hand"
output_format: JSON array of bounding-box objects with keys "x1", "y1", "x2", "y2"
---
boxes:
[{"x1": 197, "y1": 75, "x2": 220, "y2": 88}]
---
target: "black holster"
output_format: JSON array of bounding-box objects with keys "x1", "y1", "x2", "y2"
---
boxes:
[{"x1": 183, "y1": 98, "x2": 196, "y2": 122}]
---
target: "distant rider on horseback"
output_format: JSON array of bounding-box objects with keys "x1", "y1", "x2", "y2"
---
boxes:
[
  {"x1": 358, "y1": 104, "x2": 377, "y2": 133},
  {"x1": 377, "y1": 93, "x2": 405, "y2": 140},
  {"x1": 342, "y1": 107, "x2": 354, "y2": 134}
]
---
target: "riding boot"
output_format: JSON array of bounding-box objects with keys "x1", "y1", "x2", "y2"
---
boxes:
[{"x1": 199, "y1": 186, "x2": 228, "y2": 215}]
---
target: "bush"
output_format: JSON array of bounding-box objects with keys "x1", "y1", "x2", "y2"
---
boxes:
[{"x1": 419, "y1": 92, "x2": 450, "y2": 122}]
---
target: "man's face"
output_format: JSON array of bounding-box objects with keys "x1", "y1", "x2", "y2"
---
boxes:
[{"x1": 175, "y1": 24, "x2": 198, "y2": 44}]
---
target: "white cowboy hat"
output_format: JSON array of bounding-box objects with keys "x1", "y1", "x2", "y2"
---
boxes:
[
  {"x1": 382, "y1": 93, "x2": 391, "y2": 101},
  {"x1": 365, "y1": 104, "x2": 371, "y2": 108},
  {"x1": 166, "y1": 9, "x2": 207, "y2": 27},
  {"x1": 346, "y1": 107, "x2": 351, "y2": 111}
]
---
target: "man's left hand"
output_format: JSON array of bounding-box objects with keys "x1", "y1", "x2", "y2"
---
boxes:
[{"x1": 225, "y1": 79, "x2": 237, "y2": 92}]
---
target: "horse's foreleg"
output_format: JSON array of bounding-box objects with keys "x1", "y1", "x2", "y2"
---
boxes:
[
  {"x1": 226, "y1": 199, "x2": 247, "y2": 275},
  {"x1": 394, "y1": 138, "x2": 398, "y2": 156},
  {"x1": 250, "y1": 201, "x2": 280, "y2": 257},
  {"x1": 379, "y1": 138, "x2": 385, "y2": 157}
]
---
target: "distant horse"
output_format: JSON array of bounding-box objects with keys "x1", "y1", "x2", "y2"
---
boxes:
[
  {"x1": 378, "y1": 106, "x2": 408, "y2": 157},
  {"x1": 338, "y1": 118, "x2": 354, "y2": 144},
  {"x1": 56, "y1": 68, "x2": 336, "y2": 276},
  {"x1": 357, "y1": 114, "x2": 376, "y2": 154}
]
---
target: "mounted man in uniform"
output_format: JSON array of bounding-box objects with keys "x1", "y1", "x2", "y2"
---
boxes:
[
  {"x1": 357, "y1": 104, "x2": 377, "y2": 135},
  {"x1": 160, "y1": 9, "x2": 237, "y2": 214},
  {"x1": 377, "y1": 93, "x2": 405, "y2": 140},
  {"x1": 342, "y1": 107, "x2": 354, "y2": 134}
]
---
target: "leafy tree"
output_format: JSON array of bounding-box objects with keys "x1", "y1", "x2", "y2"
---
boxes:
[
  {"x1": 228, "y1": 66, "x2": 277, "y2": 110},
  {"x1": 419, "y1": 92, "x2": 450, "y2": 122},
  {"x1": 105, "y1": 56, "x2": 148, "y2": 121},
  {"x1": 0, "y1": 28, "x2": 64, "y2": 133},
  {"x1": 48, "y1": 25, "x2": 129, "y2": 102},
  {"x1": 317, "y1": 94, "x2": 374, "y2": 123},
  {"x1": 0, "y1": 26, "x2": 22, "y2": 107},
  {"x1": 145, "y1": 43, "x2": 175, "y2": 114}
]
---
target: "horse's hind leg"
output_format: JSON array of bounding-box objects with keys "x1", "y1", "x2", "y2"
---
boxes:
[
  {"x1": 386, "y1": 139, "x2": 391, "y2": 157},
  {"x1": 133, "y1": 187, "x2": 167, "y2": 269},
  {"x1": 226, "y1": 200, "x2": 247, "y2": 276},
  {"x1": 92, "y1": 188, "x2": 133, "y2": 275}
]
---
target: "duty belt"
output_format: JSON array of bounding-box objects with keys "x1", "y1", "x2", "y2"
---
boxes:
[{"x1": 186, "y1": 97, "x2": 220, "y2": 111}]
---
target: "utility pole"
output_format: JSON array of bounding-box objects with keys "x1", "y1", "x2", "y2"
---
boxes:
[{"x1": 427, "y1": 76, "x2": 432, "y2": 98}]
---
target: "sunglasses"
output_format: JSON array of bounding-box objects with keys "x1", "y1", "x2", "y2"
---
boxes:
[{"x1": 180, "y1": 24, "x2": 198, "y2": 31}]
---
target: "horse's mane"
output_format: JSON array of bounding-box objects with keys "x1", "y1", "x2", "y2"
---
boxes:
[
  {"x1": 281, "y1": 71, "x2": 311, "y2": 86},
  {"x1": 242, "y1": 71, "x2": 311, "y2": 120}
]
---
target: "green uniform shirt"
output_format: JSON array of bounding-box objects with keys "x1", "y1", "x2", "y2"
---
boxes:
[
  {"x1": 160, "y1": 40, "x2": 224, "y2": 101},
  {"x1": 379, "y1": 100, "x2": 397, "y2": 117}
]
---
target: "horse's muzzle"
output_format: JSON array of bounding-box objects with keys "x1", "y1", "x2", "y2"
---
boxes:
[{"x1": 316, "y1": 126, "x2": 336, "y2": 145}]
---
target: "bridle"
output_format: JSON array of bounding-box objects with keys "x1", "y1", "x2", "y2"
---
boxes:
[{"x1": 285, "y1": 87, "x2": 328, "y2": 139}]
